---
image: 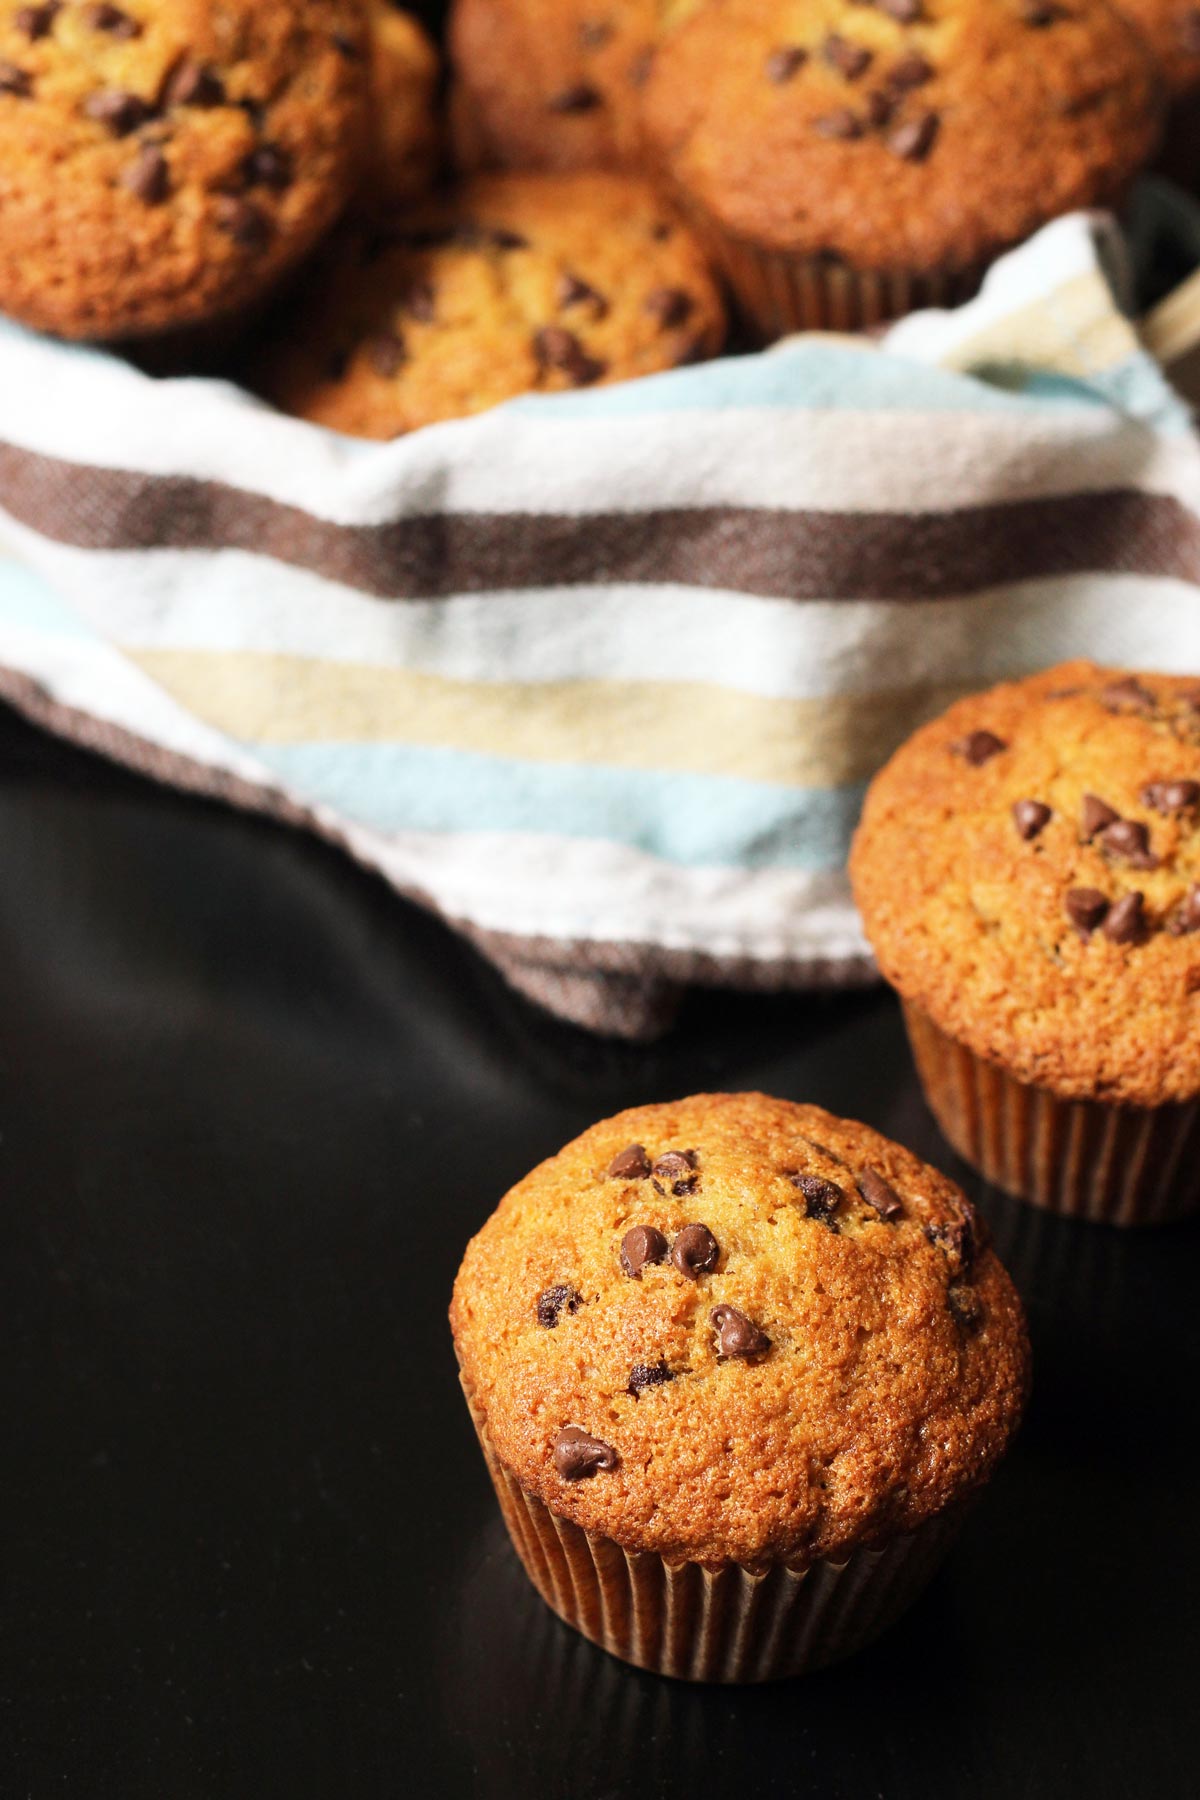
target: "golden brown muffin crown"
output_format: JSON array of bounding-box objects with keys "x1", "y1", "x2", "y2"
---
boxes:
[
  {"x1": 638, "y1": 0, "x2": 1163, "y2": 272},
  {"x1": 851, "y1": 661, "x2": 1200, "y2": 1106},
  {"x1": 1114, "y1": 0, "x2": 1200, "y2": 97},
  {"x1": 0, "y1": 0, "x2": 369, "y2": 341},
  {"x1": 363, "y1": 3, "x2": 440, "y2": 206},
  {"x1": 450, "y1": 1093, "x2": 1030, "y2": 1567}
]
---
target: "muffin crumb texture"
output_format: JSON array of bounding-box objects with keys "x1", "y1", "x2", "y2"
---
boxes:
[{"x1": 450, "y1": 1092, "x2": 1029, "y2": 1567}]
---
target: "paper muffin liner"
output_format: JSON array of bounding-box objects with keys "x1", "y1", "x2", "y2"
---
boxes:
[
  {"x1": 705, "y1": 235, "x2": 988, "y2": 340},
  {"x1": 459, "y1": 1371, "x2": 963, "y2": 1683},
  {"x1": 902, "y1": 1001, "x2": 1200, "y2": 1227}
]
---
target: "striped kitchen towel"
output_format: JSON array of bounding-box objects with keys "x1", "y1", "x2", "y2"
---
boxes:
[{"x1": 2, "y1": 203, "x2": 1200, "y2": 1036}]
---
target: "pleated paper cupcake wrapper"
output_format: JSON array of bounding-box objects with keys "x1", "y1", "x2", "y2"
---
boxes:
[
  {"x1": 903, "y1": 1001, "x2": 1200, "y2": 1227},
  {"x1": 459, "y1": 1373, "x2": 962, "y2": 1683}
]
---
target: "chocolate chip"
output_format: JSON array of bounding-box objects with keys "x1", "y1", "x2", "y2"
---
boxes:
[
  {"x1": 711, "y1": 1305, "x2": 771, "y2": 1360},
  {"x1": 644, "y1": 287, "x2": 694, "y2": 329},
  {"x1": 628, "y1": 1360, "x2": 673, "y2": 1397},
  {"x1": 119, "y1": 144, "x2": 168, "y2": 204},
  {"x1": 648, "y1": 219, "x2": 672, "y2": 241},
  {"x1": 671, "y1": 1223, "x2": 719, "y2": 1279},
  {"x1": 13, "y1": 2, "x2": 58, "y2": 40},
  {"x1": 548, "y1": 82, "x2": 602, "y2": 112},
  {"x1": 1142, "y1": 779, "x2": 1200, "y2": 814},
  {"x1": 814, "y1": 108, "x2": 864, "y2": 139},
  {"x1": 558, "y1": 270, "x2": 608, "y2": 317},
  {"x1": 1101, "y1": 675, "x2": 1154, "y2": 714},
  {"x1": 926, "y1": 1214, "x2": 975, "y2": 1279},
  {"x1": 823, "y1": 34, "x2": 873, "y2": 79},
  {"x1": 947, "y1": 1285, "x2": 983, "y2": 1332},
  {"x1": 765, "y1": 45, "x2": 807, "y2": 82},
  {"x1": 83, "y1": 2, "x2": 139, "y2": 36},
  {"x1": 1013, "y1": 799, "x2": 1051, "y2": 840},
  {"x1": 579, "y1": 18, "x2": 613, "y2": 48},
  {"x1": 331, "y1": 30, "x2": 362, "y2": 60},
  {"x1": 1024, "y1": 0, "x2": 1067, "y2": 23},
  {"x1": 608, "y1": 1143, "x2": 650, "y2": 1180},
  {"x1": 652, "y1": 1149, "x2": 698, "y2": 1195},
  {"x1": 489, "y1": 227, "x2": 530, "y2": 250},
  {"x1": 1182, "y1": 8, "x2": 1200, "y2": 53},
  {"x1": 213, "y1": 195, "x2": 270, "y2": 249},
  {"x1": 164, "y1": 58, "x2": 225, "y2": 107},
  {"x1": 1080, "y1": 793, "x2": 1119, "y2": 838},
  {"x1": 366, "y1": 331, "x2": 406, "y2": 378},
  {"x1": 1065, "y1": 887, "x2": 1109, "y2": 933},
  {"x1": 620, "y1": 1224, "x2": 669, "y2": 1278},
  {"x1": 865, "y1": 87, "x2": 896, "y2": 127},
  {"x1": 953, "y1": 729, "x2": 1006, "y2": 765},
  {"x1": 536, "y1": 1283, "x2": 581, "y2": 1328},
  {"x1": 533, "y1": 326, "x2": 606, "y2": 387},
  {"x1": 888, "y1": 109, "x2": 939, "y2": 161},
  {"x1": 1099, "y1": 818, "x2": 1158, "y2": 869},
  {"x1": 0, "y1": 60, "x2": 32, "y2": 96},
  {"x1": 1103, "y1": 892, "x2": 1146, "y2": 945},
  {"x1": 553, "y1": 1425, "x2": 618, "y2": 1479},
  {"x1": 243, "y1": 143, "x2": 292, "y2": 191},
  {"x1": 1170, "y1": 885, "x2": 1200, "y2": 935},
  {"x1": 889, "y1": 52, "x2": 933, "y2": 89},
  {"x1": 857, "y1": 1166, "x2": 903, "y2": 1220},
  {"x1": 790, "y1": 1172, "x2": 844, "y2": 1229},
  {"x1": 82, "y1": 89, "x2": 152, "y2": 134},
  {"x1": 878, "y1": 0, "x2": 923, "y2": 18}
]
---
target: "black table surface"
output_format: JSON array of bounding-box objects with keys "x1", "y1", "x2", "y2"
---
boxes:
[{"x1": 2, "y1": 700, "x2": 1196, "y2": 1799}]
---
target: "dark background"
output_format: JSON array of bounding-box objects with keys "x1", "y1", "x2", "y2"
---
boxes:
[{"x1": 2, "y1": 701, "x2": 1197, "y2": 1798}]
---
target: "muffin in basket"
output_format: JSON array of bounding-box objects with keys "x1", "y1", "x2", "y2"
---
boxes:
[
  {"x1": 637, "y1": 0, "x2": 1163, "y2": 338},
  {"x1": 0, "y1": 0, "x2": 370, "y2": 341},
  {"x1": 450, "y1": 1092, "x2": 1030, "y2": 1682},
  {"x1": 363, "y1": 3, "x2": 441, "y2": 205},
  {"x1": 851, "y1": 661, "x2": 1200, "y2": 1226},
  {"x1": 257, "y1": 169, "x2": 726, "y2": 438},
  {"x1": 1113, "y1": 0, "x2": 1200, "y2": 182}
]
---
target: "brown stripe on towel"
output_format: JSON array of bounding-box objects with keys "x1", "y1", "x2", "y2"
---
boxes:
[{"x1": 3, "y1": 440, "x2": 1200, "y2": 600}]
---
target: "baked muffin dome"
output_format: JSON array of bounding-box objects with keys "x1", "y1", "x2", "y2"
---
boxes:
[
  {"x1": 851, "y1": 661, "x2": 1200, "y2": 1109},
  {"x1": 0, "y1": 0, "x2": 370, "y2": 340},
  {"x1": 363, "y1": 3, "x2": 440, "y2": 205},
  {"x1": 258, "y1": 169, "x2": 726, "y2": 439},
  {"x1": 1114, "y1": 0, "x2": 1200, "y2": 98},
  {"x1": 450, "y1": 1092, "x2": 1029, "y2": 1567}
]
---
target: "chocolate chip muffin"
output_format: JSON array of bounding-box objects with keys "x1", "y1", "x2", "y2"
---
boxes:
[
  {"x1": 851, "y1": 661, "x2": 1200, "y2": 1225},
  {"x1": 257, "y1": 169, "x2": 726, "y2": 439},
  {"x1": 0, "y1": 0, "x2": 369, "y2": 341},
  {"x1": 1112, "y1": 0, "x2": 1200, "y2": 182},
  {"x1": 637, "y1": 0, "x2": 1164, "y2": 338},
  {"x1": 447, "y1": 0, "x2": 691, "y2": 172},
  {"x1": 363, "y1": 2, "x2": 440, "y2": 205},
  {"x1": 450, "y1": 1092, "x2": 1030, "y2": 1681}
]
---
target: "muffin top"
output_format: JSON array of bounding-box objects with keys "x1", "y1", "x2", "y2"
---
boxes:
[
  {"x1": 852, "y1": 661, "x2": 1200, "y2": 1106},
  {"x1": 450, "y1": 1092, "x2": 1029, "y2": 1567},
  {"x1": 363, "y1": 3, "x2": 439, "y2": 205},
  {"x1": 1114, "y1": 0, "x2": 1200, "y2": 98},
  {"x1": 258, "y1": 169, "x2": 726, "y2": 439},
  {"x1": 0, "y1": 0, "x2": 369, "y2": 340},
  {"x1": 638, "y1": 0, "x2": 1162, "y2": 272}
]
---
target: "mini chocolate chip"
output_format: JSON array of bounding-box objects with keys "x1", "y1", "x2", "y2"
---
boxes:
[
  {"x1": 0, "y1": 60, "x2": 32, "y2": 96},
  {"x1": 652, "y1": 1149, "x2": 698, "y2": 1194},
  {"x1": 1013, "y1": 799, "x2": 1051, "y2": 840},
  {"x1": 243, "y1": 143, "x2": 292, "y2": 191},
  {"x1": 889, "y1": 52, "x2": 933, "y2": 89},
  {"x1": 1024, "y1": 0, "x2": 1066, "y2": 23},
  {"x1": 620, "y1": 1224, "x2": 669, "y2": 1278},
  {"x1": 608, "y1": 1143, "x2": 650, "y2": 1180},
  {"x1": 628, "y1": 1360, "x2": 673, "y2": 1397},
  {"x1": 579, "y1": 18, "x2": 613, "y2": 48},
  {"x1": 1103, "y1": 892, "x2": 1146, "y2": 945},
  {"x1": 1142, "y1": 779, "x2": 1200, "y2": 814},
  {"x1": 1170, "y1": 884, "x2": 1200, "y2": 935},
  {"x1": 533, "y1": 325, "x2": 606, "y2": 386},
  {"x1": 489, "y1": 227, "x2": 530, "y2": 250},
  {"x1": 948, "y1": 1285, "x2": 983, "y2": 1332},
  {"x1": 83, "y1": 2, "x2": 139, "y2": 35},
  {"x1": 553, "y1": 1425, "x2": 618, "y2": 1479},
  {"x1": 926, "y1": 1215, "x2": 975, "y2": 1278},
  {"x1": 888, "y1": 109, "x2": 939, "y2": 162},
  {"x1": 558, "y1": 270, "x2": 608, "y2": 317},
  {"x1": 1099, "y1": 818, "x2": 1158, "y2": 869},
  {"x1": 214, "y1": 195, "x2": 270, "y2": 249},
  {"x1": 536, "y1": 1283, "x2": 581, "y2": 1328},
  {"x1": 814, "y1": 107, "x2": 864, "y2": 139},
  {"x1": 711, "y1": 1305, "x2": 771, "y2": 1360},
  {"x1": 13, "y1": 3, "x2": 58, "y2": 40},
  {"x1": 823, "y1": 33, "x2": 873, "y2": 79},
  {"x1": 1066, "y1": 887, "x2": 1109, "y2": 933},
  {"x1": 82, "y1": 89, "x2": 152, "y2": 134},
  {"x1": 367, "y1": 331, "x2": 406, "y2": 378},
  {"x1": 332, "y1": 30, "x2": 362, "y2": 59},
  {"x1": 164, "y1": 58, "x2": 224, "y2": 107},
  {"x1": 953, "y1": 729, "x2": 1006, "y2": 765},
  {"x1": 857, "y1": 1166, "x2": 902, "y2": 1219},
  {"x1": 671, "y1": 1223, "x2": 719, "y2": 1279},
  {"x1": 865, "y1": 87, "x2": 896, "y2": 127},
  {"x1": 648, "y1": 219, "x2": 673, "y2": 241},
  {"x1": 548, "y1": 82, "x2": 602, "y2": 112},
  {"x1": 119, "y1": 144, "x2": 168, "y2": 204},
  {"x1": 878, "y1": 0, "x2": 923, "y2": 18},
  {"x1": 790, "y1": 1172, "x2": 844, "y2": 1228},
  {"x1": 1182, "y1": 8, "x2": 1200, "y2": 53},
  {"x1": 645, "y1": 286, "x2": 694, "y2": 329},
  {"x1": 765, "y1": 45, "x2": 807, "y2": 82},
  {"x1": 1081, "y1": 793, "x2": 1119, "y2": 838},
  {"x1": 1101, "y1": 675, "x2": 1154, "y2": 714}
]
